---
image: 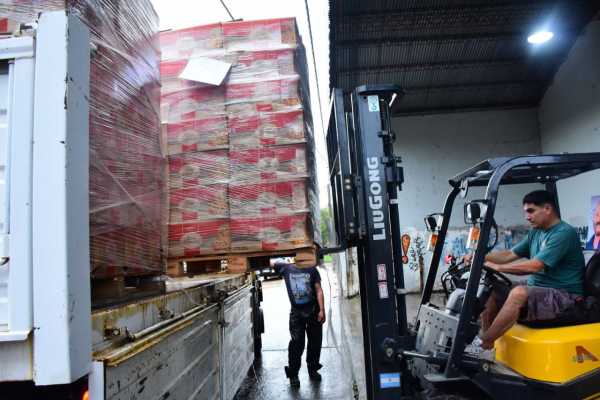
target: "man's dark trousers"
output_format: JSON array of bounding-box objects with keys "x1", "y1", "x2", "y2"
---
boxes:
[{"x1": 288, "y1": 301, "x2": 323, "y2": 376}]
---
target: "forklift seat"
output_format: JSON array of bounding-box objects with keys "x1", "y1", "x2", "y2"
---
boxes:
[
  {"x1": 518, "y1": 250, "x2": 600, "y2": 328},
  {"x1": 496, "y1": 250, "x2": 600, "y2": 383}
]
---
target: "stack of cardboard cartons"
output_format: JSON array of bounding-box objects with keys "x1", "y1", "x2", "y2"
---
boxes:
[
  {"x1": 1, "y1": 1, "x2": 166, "y2": 279},
  {"x1": 160, "y1": 18, "x2": 320, "y2": 258}
]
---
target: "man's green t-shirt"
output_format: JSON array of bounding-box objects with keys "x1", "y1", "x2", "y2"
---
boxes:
[{"x1": 512, "y1": 220, "x2": 585, "y2": 297}]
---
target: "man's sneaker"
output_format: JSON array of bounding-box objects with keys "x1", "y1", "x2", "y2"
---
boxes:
[
  {"x1": 309, "y1": 371, "x2": 322, "y2": 381},
  {"x1": 464, "y1": 341, "x2": 496, "y2": 362},
  {"x1": 285, "y1": 366, "x2": 300, "y2": 386},
  {"x1": 289, "y1": 375, "x2": 300, "y2": 387}
]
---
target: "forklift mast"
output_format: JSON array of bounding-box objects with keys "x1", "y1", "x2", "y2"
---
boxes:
[{"x1": 320, "y1": 85, "x2": 414, "y2": 399}]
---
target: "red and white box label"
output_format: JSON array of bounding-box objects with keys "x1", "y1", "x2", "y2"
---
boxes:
[{"x1": 229, "y1": 144, "x2": 308, "y2": 183}]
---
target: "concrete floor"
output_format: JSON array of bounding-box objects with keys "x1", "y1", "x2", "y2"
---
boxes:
[
  {"x1": 233, "y1": 264, "x2": 448, "y2": 400},
  {"x1": 233, "y1": 265, "x2": 355, "y2": 399}
]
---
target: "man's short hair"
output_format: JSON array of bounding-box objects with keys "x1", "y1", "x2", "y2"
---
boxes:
[{"x1": 522, "y1": 190, "x2": 556, "y2": 209}]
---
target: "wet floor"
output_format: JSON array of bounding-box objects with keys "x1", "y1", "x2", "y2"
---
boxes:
[
  {"x1": 233, "y1": 264, "x2": 448, "y2": 400},
  {"x1": 233, "y1": 266, "x2": 355, "y2": 399}
]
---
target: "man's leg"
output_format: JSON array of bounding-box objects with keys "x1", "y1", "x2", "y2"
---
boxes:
[
  {"x1": 480, "y1": 286, "x2": 528, "y2": 349},
  {"x1": 288, "y1": 308, "x2": 306, "y2": 376},
  {"x1": 480, "y1": 280, "x2": 523, "y2": 337},
  {"x1": 305, "y1": 305, "x2": 323, "y2": 375},
  {"x1": 481, "y1": 290, "x2": 498, "y2": 333}
]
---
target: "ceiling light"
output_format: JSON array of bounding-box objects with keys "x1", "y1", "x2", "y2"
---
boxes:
[{"x1": 527, "y1": 31, "x2": 554, "y2": 44}]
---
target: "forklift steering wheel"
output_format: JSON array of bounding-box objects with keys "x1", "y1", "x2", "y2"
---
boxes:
[{"x1": 482, "y1": 264, "x2": 512, "y2": 286}]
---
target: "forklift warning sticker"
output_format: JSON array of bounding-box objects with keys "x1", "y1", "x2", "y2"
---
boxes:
[
  {"x1": 368, "y1": 95, "x2": 380, "y2": 112},
  {"x1": 380, "y1": 372, "x2": 400, "y2": 388},
  {"x1": 378, "y1": 282, "x2": 389, "y2": 298},
  {"x1": 377, "y1": 264, "x2": 387, "y2": 280}
]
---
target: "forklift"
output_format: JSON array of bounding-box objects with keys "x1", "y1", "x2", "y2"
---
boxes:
[{"x1": 319, "y1": 84, "x2": 600, "y2": 399}]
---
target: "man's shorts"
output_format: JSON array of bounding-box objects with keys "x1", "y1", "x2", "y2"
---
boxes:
[{"x1": 493, "y1": 279, "x2": 577, "y2": 321}]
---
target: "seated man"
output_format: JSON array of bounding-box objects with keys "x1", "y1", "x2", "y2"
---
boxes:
[{"x1": 460, "y1": 190, "x2": 585, "y2": 360}]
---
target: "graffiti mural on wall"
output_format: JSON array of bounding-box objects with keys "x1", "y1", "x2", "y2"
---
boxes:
[
  {"x1": 401, "y1": 235, "x2": 425, "y2": 271},
  {"x1": 401, "y1": 228, "x2": 529, "y2": 269},
  {"x1": 575, "y1": 226, "x2": 588, "y2": 248},
  {"x1": 439, "y1": 229, "x2": 528, "y2": 260}
]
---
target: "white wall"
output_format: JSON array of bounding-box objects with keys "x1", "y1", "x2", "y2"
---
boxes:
[
  {"x1": 538, "y1": 20, "x2": 600, "y2": 237},
  {"x1": 393, "y1": 109, "x2": 542, "y2": 229},
  {"x1": 388, "y1": 109, "x2": 541, "y2": 291}
]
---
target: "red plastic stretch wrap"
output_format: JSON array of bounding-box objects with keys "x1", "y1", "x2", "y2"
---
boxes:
[{"x1": 1, "y1": 1, "x2": 166, "y2": 277}]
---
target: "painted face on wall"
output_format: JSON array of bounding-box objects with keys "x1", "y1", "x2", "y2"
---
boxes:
[{"x1": 594, "y1": 202, "x2": 600, "y2": 236}]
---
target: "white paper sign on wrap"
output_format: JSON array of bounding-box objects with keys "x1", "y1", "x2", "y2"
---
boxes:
[{"x1": 179, "y1": 57, "x2": 231, "y2": 86}]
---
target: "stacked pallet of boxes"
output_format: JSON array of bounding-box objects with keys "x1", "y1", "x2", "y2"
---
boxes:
[
  {"x1": 160, "y1": 18, "x2": 320, "y2": 271},
  {"x1": 1, "y1": 2, "x2": 166, "y2": 293}
]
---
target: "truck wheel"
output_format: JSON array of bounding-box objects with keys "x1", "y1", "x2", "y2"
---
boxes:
[
  {"x1": 254, "y1": 336, "x2": 262, "y2": 353},
  {"x1": 258, "y1": 308, "x2": 265, "y2": 334}
]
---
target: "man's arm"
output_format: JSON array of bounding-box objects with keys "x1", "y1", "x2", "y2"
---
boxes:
[
  {"x1": 485, "y1": 249, "x2": 522, "y2": 264},
  {"x1": 459, "y1": 249, "x2": 521, "y2": 265},
  {"x1": 486, "y1": 258, "x2": 546, "y2": 275},
  {"x1": 460, "y1": 249, "x2": 542, "y2": 275},
  {"x1": 270, "y1": 259, "x2": 286, "y2": 275},
  {"x1": 315, "y1": 282, "x2": 326, "y2": 324}
]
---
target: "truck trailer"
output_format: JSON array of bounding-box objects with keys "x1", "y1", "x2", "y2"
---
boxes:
[{"x1": 0, "y1": 12, "x2": 261, "y2": 400}]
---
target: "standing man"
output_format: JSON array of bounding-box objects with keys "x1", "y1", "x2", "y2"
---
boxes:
[
  {"x1": 587, "y1": 201, "x2": 600, "y2": 249},
  {"x1": 460, "y1": 190, "x2": 584, "y2": 360},
  {"x1": 271, "y1": 258, "x2": 325, "y2": 387}
]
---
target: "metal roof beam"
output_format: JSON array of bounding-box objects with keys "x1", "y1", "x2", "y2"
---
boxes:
[
  {"x1": 392, "y1": 101, "x2": 538, "y2": 116},
  {"x1": 339, "y1": 57, "x2": 536, "y2": 76},
  {"x1": 404, "y1": 80, "x2": 543, "y2": 94},
  {"x1": 338, "y1": 1, "x2": 598, "y2": 33},
  {"x1": 340, "y1": 32, "x2": 524, "y2": 48},
  {"x1": 338, "y1": 30, "x2": 579, "y2": 49}
]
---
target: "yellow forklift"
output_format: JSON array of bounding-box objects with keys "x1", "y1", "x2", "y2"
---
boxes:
[{"x1": 320, "y1": 84, "x2": 600, "y2": 399}]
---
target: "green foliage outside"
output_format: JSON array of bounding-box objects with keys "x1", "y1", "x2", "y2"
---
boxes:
[{"x1": 320, "y1": 208, "x2": 330, "y2": 245}]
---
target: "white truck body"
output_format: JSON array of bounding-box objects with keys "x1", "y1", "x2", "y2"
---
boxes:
[{"x1": 0, "y1": 11, "x2": 255, "y2": 399}]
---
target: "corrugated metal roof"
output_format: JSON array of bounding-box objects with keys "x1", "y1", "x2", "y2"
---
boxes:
[{"x1": 329, "y1": 0, "x2": 600, "y2": 115}]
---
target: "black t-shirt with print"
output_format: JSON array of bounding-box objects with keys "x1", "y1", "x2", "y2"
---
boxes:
[{"x1": 274, "y1": 262, "x2": 321, "y2": 307}]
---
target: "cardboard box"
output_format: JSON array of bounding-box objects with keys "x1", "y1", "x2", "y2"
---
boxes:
[
  {"x1": 90, "y1": 227, "x2": 163, "y2": 277},
  {"x1": 169, "y1": 184, "x2": 229, "y2": 223},
  {"x1": 168, "y1": 220, "x2": 231, "y2": 257},
  {"x1": 165, "y1": 117, "x2": 228, "y2": 154},
  {"x1": 229, "y1": 144, "x2": 307, "y2": 183},
  {"x1": 222, "y1": 18, "x2": 298, "y2": 52},
  {"x1": 0, "y1": 17, "x2": 21, "y2": 34},
  {"x1": 159, "y1": 23, "x2": 223, "y2": 61},
  {"x1": 229, "y1": 180, "x2": 308, "y2": 218},
  {"x1": 229, "y1": 48, "x2": 296, "y2": 81},
  {"x1": 168, "y1": 150, "x2": 229, "y2": 188},
  {"x1": 225, "y1": 98, "x2": 301, "y2": 120},
  {"x1": 230, "y1": 213, "x2": 310, "y2": 252},
  {"x1": 161, "y1": 86, "x2": 226, "y2": 123},
  {"x1": 228, "y1": 110, "x2": 305, "y2": 149},
  {"x1": 225, "y1": 76, "x2": 299, "y2": 106}
]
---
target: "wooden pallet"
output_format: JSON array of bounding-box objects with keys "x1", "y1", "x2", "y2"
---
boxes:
[
  {"x1": 166, "y1": 246, "x2": 318, "y2": 277},
  {"x1": 91, "y1": 272, "x2": 166, "y2": 308}
]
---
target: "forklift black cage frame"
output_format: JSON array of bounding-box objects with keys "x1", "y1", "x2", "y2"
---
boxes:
[{"x1": 421, "y1": 152, "x2": 600, "y2": 380}]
